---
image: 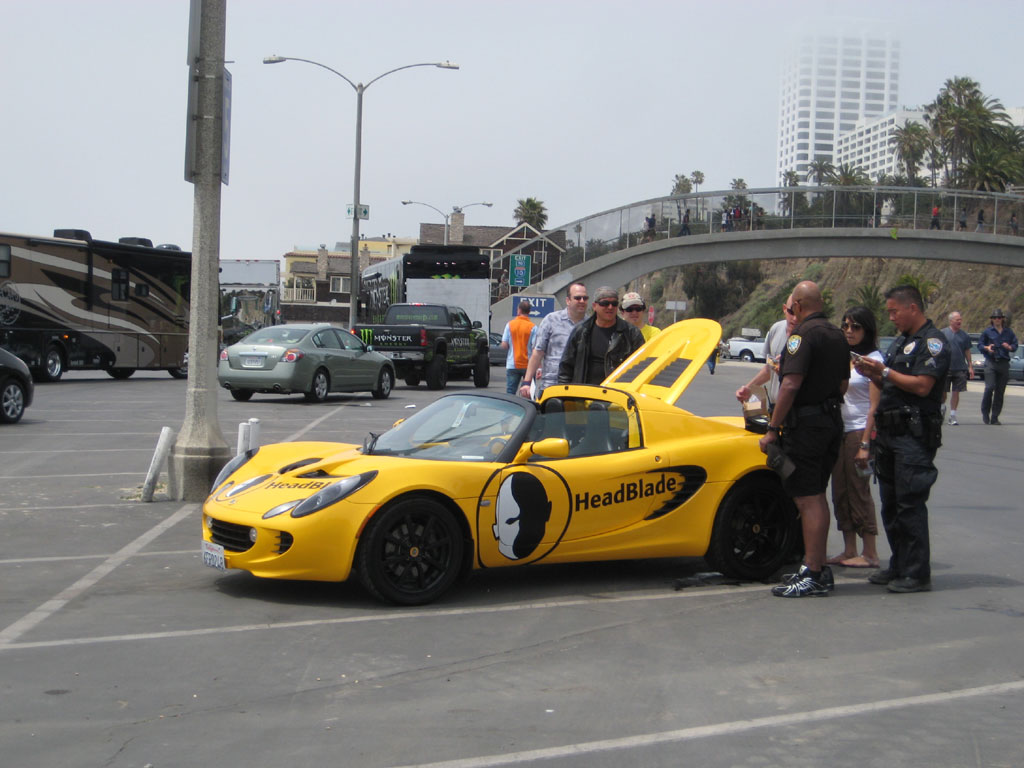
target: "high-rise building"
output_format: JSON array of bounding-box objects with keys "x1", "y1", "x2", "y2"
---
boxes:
[
  {"x1": 834, "y1": 109, "x2": 925, "y2": 181},
  {"x1": 776, "y1": 33, "x2": 900, "y2": 184}
]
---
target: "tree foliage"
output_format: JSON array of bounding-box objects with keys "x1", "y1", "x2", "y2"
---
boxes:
[{"x1": 513, "y1": 197, "x2": 548, "y2": 230}]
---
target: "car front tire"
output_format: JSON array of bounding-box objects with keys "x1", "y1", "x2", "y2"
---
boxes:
[
  {"x1": 372, "y1": 367, "x2": 394, "y2": 400},
  {"x1": 230, "y1": 389, "x2": 254, "y2": 401},
  {"x1": 0, "y1": 377, "x2": 26, "y2": 423},
  {"x1": 473, "y1": 351, "x2": 490, "y2": 388},
  {"x1": 356, "y1": 497, "x2": 465, "y2": 605},
  {"x1": 706, "y1": 474, "x2": 798, "y2": 580}
]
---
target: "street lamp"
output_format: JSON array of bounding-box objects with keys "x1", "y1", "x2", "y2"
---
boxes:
[
  {"x1": 263, "y1": 55, "x2": 459, "y2": 329},
  {"x1": 401, "y1": 200, "x2": 493, "y2": 245}
]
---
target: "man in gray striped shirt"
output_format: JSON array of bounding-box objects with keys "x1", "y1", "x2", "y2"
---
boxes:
[{"x1": 519, "y1": 282, "x2": 588, "y2": 399}]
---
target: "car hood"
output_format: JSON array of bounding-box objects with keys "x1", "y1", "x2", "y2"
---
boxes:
[{"x1": 602, "y1": 318, "x2": 721, "y2": 407}]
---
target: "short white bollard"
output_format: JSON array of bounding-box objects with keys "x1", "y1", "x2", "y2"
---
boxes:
[
  {"x1": 236, "y1": 421, "x2": 251, "y2": 456},
  {"x1": 247, "y1": 418, "x2": 261, "y2": 450},
  {"x1": 142, "y1": 426, "x2": 175, "y2": 502}
]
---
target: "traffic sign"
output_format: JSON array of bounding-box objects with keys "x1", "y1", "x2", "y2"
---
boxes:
[
  {"x1": 347, "y1": 204, "x2": 370, "y2": 220},
  {"x1": 510, "y1": 253, "x2": 531, "y2": 287}
]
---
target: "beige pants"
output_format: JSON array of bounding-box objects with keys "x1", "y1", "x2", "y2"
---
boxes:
[{"x1": 830, "y1": 429, "x2": 879, "y2": 536}]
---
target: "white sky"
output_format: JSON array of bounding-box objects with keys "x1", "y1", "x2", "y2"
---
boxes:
[{"x1": 2, "y1": 0, "x2": 1022, "y2": 260}]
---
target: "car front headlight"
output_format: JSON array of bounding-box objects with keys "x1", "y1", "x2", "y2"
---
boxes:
[
  {"x1": 209, "y1": 449, "x2": 260, "y2": 495},
  {"x1": 290, "y1": 471, "x2": 378, "y2": 518}
]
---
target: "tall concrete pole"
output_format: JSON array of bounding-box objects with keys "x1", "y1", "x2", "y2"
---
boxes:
[
  {"x1": 349, "y1": 85, "x2": 363, "y2": 330},
  {"x1": 169, "y1": 0, "x2": 232, "y2": 500}
]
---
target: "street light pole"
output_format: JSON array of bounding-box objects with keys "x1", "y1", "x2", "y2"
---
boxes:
[
  {"x1": 263, "y1": 56, "x2": 458, "y2": 329},
  {"x1": 401, "y1": 200, "x2": 493, "y2": 245}
]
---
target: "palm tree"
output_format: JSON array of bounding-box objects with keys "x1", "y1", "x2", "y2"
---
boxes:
[
  {"x1": 925, "y1": 76, "x2": 1010, "y2": 187},
  {"x1": 671, "y1": 174, "x2": 692, "y2": 195},
  {"x1": 690, "y1": 170, "x2": 704, "y2": 194},
  {"x1": 806, "y1": 159, "x2": 834, "y2": 186},
  {"x1": 829, "y1": 163, "x2": 870, "y2": 186},
  {"x1": 896, "y1": 274, "x2": 939, "y2": 305},
  {"x1": 730, "y1": 178, "x2": 748, "y2": 190},
  {"x1": 889, "y1": 122, "x2": 930, "y2": 183},
  {"x1": 513, "y1": 197, "x2": 548, "y2": 230}
]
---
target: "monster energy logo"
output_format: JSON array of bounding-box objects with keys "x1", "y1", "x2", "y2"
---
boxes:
[{"x1": 358, "y1": 328, "x2": 373, "y2": 344}]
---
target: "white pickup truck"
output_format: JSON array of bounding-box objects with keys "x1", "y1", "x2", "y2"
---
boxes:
[{"x1": 725, "y1": 336, "x2": 767, "y2": 362}]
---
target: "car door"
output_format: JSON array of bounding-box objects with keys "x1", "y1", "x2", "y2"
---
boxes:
[
  {"x1": 336, "y1": 328, "x2": 377, "y2": 390},
  {"x1": 310, "y1": 329, "x2": 347, "y2": 390},
  {"x1": 476, "y1": 393, "x2": 668, "y2": 568},
  {"x1": 449, "y1": 309, "x2": 474, "y2": 365}
]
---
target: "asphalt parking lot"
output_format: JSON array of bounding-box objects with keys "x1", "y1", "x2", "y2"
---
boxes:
[{"x1": 2, "y1": 361, "x2": 1022, "y2": 768}]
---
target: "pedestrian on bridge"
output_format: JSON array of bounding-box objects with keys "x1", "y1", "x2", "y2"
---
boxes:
[
  {"x1": 930, "y1": 205, "x2": 941, "y2": 230},
  {"x1": 958, "y1": 208, "x2": 968, "y2": 231},
  {"x1": 976, "y1": 208, "x2": 986, "y2": 232}
]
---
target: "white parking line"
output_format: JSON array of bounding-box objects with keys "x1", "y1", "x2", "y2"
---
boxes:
[
  {"x1": 0, "y1": 585, "x2": 762, "y2": 650},
  {"x1": 389, "y1": 680, "x2": 1024, "y2": 768},
  {"x1": 0, "y1": 503, "x2": 196, "y2": 647}
]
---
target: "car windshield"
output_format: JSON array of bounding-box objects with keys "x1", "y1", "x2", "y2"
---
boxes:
[
  {"x1": 368, "y1": 395, "x2": 529, "y2": 461},
  {"x1": 239, "y1": 327, "x2": 311, "y2": 346}
]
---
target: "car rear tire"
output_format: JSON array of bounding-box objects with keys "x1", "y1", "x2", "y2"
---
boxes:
[
  {"x1": 34, "y1": 345, "x2": 65, "y2": 382},
  {"x1": 305, "y1": 368, "x2": 330, "y2": 402},
  {"x1": 356, "y1": 496, "x2": 465, "y2": 605},
  {"x1": 230, "y1": 389, "x2": 254, "y2": 401},
  {"x1": 473, "y1": 351, "x2": 490, "y2": 388},
  {"x1": 739, "y1": 350, "x2": 754, "y2": 362},
  {"x1": 705, "y1": 474, "x2": 799, "y2": 580},
  {"x1": 372, "y1": 367, "x2": 394, "y2": 400},
  {"x1": 0, "y1": 377, "x2": 26, "y2": 423},
  {"x1": 107, "y1": 368, "x2": 136, "y2": 379},
  {"x1": 425, "y1": 353, "x2": 447, "y2": 390}
]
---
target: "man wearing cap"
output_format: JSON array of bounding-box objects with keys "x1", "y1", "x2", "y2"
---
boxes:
[
  {"x1": 979, "y1": 308, "x2": 1018, "y2": 425},
  {"x1": 620, "y1": 292, "x2": 660, "y2": 342},
  {"x1": 558, "y1": 287, "x2": 645, "y2": 386},
  {"x1": 518, "y1": 282, "x2": 588, "y2": 399}
]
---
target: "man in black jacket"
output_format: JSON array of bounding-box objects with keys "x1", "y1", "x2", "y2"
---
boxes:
[{"x1": 558, "y1": 286, "x2": 645, "y2": 386}]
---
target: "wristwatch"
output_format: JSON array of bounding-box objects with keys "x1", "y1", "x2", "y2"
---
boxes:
[
  {"x1": 881, "y1": 367, "x2": 890, "y2": 380},
  {"x1": 767, "y1": 425, "x2": 781, "y2": 434},
  {"x1": 859, "y1": 441, "x2": 870, "y2": 450}
]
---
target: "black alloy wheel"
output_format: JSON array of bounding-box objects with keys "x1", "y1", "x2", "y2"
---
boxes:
[
  {"x1": 705, "y1": 474, "x2": 798, "y2": 580},
  {"x1": 356, "y1": 497, "x2": 465, "y2": 605}
]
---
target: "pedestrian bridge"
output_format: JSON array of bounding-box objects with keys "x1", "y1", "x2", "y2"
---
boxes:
[{"x1": 490, "y1": 185, "x2": 1024, "y2": 327}]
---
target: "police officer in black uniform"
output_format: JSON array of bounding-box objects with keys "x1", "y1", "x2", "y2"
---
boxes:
[
  {"x1": 760, "y1": 281, "x2": 850, "y2": 598},
  {"x1": 854, "y1": 284, "x2": 950, "y2": 593}
]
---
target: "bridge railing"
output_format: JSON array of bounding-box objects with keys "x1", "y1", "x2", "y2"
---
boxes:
[{"x1": 493, "y1": 185, "x2": 1024, "y2": 299}]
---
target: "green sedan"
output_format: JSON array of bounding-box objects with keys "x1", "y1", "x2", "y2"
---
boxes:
[{"x1": 218, "y1": 323, "x2": 396, "y2": 402}]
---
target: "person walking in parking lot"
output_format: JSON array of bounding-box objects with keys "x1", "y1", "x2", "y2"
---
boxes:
[
  {"x1": 759, "y1": 282, "x2": 849, "y2": 598},
  {"x1": 854, "y1": 285, "x2": 950, "y2": 593},
  {"x1": 500, "y1": 300, "x2": 536, "y2": 395},
  {"x1": 558, "y1": 287, "x2": 644, "y2": 386},
  {"x1": 979, "y1": 308, "x2": 1018, "y2": 425},
  {"x1": 941, "y1": 310, "x2": 973, "y2": 425},
  {"x1": 519, "y1": 283, "x2": 588, "y2": 400}
]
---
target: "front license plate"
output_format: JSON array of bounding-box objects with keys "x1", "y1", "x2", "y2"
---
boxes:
[
  {"x1": 242, "y1": 356, "x2": 263, "y2": 368},
  {"x1": 202, "y1": 540, "x2": 226, "y2": 570}
]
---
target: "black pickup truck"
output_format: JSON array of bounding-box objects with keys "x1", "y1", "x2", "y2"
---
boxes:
[{"x1": 354, "y1": 303, "x2": 490, "y2": 390}]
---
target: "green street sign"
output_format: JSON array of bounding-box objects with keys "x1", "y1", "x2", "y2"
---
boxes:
[{"x1": 510, "y1": 253, "x2": 531, "y2": 287}]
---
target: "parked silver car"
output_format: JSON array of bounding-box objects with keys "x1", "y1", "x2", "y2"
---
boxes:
[{"x1": 218, "y1": 324, "x2": 395, "y2": 402}]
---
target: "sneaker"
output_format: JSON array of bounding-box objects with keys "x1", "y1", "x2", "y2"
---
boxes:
[
  {"x1": 948, "y1": 414, "x2": 958, "y2": 426},
  {"x1": 780, "y1": 564, "x2": 834, "y2": 590},
  {"x1": 868, "y1": 568, "x2": 895, "y2": 585},
  {"x1": 982, "y1": 414, "x2": 990, "y2": 425},
  {"x1": 991, "y1": 418, "x2": 1001, "y2": 425},
  {"x1": 772, "y1": 565, "x2": 830, "y2": 597},
  {"x1": 887, "y1": 577, "x2": 931, "y2": 593}
]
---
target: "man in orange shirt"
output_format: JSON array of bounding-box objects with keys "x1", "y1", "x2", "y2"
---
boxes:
[{"x1": 501, "y1": 300, "x2": 536, "y2": 395}]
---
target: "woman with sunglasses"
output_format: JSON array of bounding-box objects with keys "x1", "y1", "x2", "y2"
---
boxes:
[{"x1": 827, "y1": 306, "x2": 882, "y2": 569}]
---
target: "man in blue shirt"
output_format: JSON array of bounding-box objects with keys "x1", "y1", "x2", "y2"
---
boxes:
[{"x1": 979, "y1": 308, "x2": 1018, "y2": 425}]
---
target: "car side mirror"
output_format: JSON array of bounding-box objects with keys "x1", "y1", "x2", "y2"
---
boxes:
[
  {"x1": 472, "y1": 320, "x2": 482, "y2": 328},
  {"x1": 512, "y1": 437, "x2": 569, "y2": 463}
]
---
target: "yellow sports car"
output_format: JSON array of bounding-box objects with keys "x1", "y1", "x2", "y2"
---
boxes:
[{"x1": 202, "y1": 319, "x2": 799, "y2": 605}]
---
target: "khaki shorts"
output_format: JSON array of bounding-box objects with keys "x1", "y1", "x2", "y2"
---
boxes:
[{"x1": 945, "y1": 370, "x2": 968, "y2": 393}]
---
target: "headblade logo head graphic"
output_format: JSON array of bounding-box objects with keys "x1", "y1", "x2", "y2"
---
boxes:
[
  {"x1": 493, "y1": 473, "x2": 552, "y2": 560},
  {"x1": 0, "y1": 282, "x2": 21, "y2": 326}
]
